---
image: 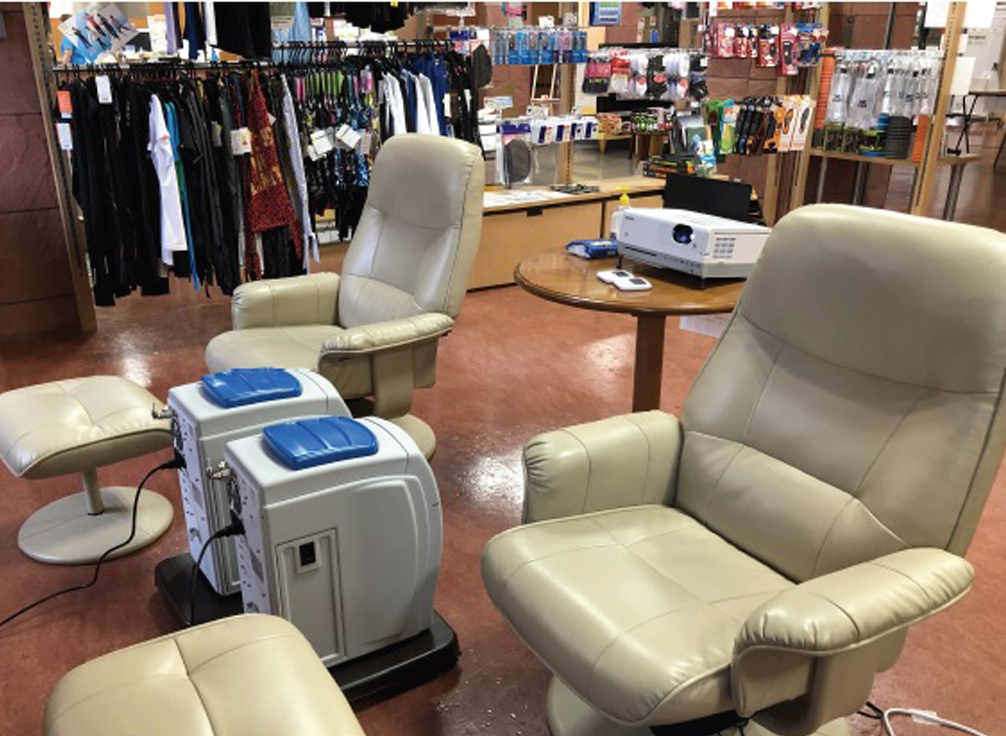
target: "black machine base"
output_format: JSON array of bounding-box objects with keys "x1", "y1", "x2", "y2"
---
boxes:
[{"x1": 155, "y1": 552, "x2": 460, "y2": 704}]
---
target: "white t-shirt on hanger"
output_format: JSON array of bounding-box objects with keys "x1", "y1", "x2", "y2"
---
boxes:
[
  {"x1": 148, "y1": 95, "x2": 188, "y2": 267},
  {"x1": 418, "y1": 74, "x2": 440, "y2": 135},
  {"x1": 413, "y1": 73, "x2": 432, "y2": 134}
]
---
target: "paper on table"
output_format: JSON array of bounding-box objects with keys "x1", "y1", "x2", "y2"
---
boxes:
[{"x1": 483, "y1": 190, "x2": 573, "y2": 208}]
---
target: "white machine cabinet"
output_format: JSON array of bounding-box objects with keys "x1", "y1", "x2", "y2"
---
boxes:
[
  {"x1": 168, "y1": 368, "x2": 349, "y2": 596},
  {"x1": 225, "y1": 416, "x2": 442, "y2": 667}
]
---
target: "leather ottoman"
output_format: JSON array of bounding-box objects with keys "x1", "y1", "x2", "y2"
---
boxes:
[
  {"x1": 45, "y1": 614, "x2": 366, "y2": 736},
  {"x1": 0, "y1": 376, "x2": 173, "y2": 564}
]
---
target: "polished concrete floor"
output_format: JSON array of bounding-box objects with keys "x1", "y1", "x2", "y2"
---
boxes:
[{"x1": 1, "y1": 147, "x2": 1004, "y2": 736}]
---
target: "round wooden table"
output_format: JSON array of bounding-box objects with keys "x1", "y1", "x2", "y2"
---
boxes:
[{"x1": 515, "y1": 248, "x2": 745, "y2": 411}]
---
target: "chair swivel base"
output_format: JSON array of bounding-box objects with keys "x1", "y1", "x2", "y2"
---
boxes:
[
  {"x1": 546, "y1": 678, "x2": 850, "y2": 736},
  {"x1": 18, "y1": 486, "x2": 173, "y2": 565},
  {"x1": 155, "y1": 552, "x2": 459, "y2": 705},
  {"x1": 389, "y1": 414, "x2": 437, "y2": 459}
]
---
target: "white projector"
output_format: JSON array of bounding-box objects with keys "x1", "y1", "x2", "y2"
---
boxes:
[
  {"x1": 225, "y1": 415, "x2": 441, "y2": 667},
  {"x1": 167, "y1": 368, "x2": 349, "y2": 596},
  {"x1": 617, "y1": 208, "x2": 770, "y2": 279}
]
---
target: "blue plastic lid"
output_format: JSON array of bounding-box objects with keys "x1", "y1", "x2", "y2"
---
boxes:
[
  {"x1": 263, "y1": 417, "x2": 379, "y2": 470},
  {"x1": 201, "y1": 368, "x2": 303, "y2": 409}
]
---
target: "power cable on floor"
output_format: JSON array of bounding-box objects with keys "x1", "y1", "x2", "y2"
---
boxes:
[
  {"x1": 0, "y1": 456, "x2": 184, "y2": 631},
  {"x1": 859, "y1": 700, "x2": 885, "y2": 720},
  {"x1": 882, "y1": 708, "x2": 991, "y2": 736}
]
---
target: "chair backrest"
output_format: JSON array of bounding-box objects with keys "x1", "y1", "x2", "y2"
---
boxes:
[
  {"x1": 338, "y1": 134, "x2": 485, "y2": 328},
  {"x1": 679, "y1": 204, "x2": 1006, "y2": 582}
]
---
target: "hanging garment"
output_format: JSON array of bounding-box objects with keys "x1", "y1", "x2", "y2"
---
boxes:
[
  {"x1": 417, "y1": 73, "x2": 440, "y2": 135},
  {"x1": 128, "y1": 83, "x2": 168, "y2": 296},
  {"x1": 213, "y1": 3, "x2": 272, "y2": 59},
  {"x1": 205, "y1": 77, "x2": 242, "y2": 293},
  {"x1": 400, "y1": 70, "x2": 417, "y2": 132},
  {"x1": 164, "y1": 99, "x2": 198, "y2": 286},
  {"x1": 149, "y1": 95, "x2": 188, "y2": 269},
  {"x1": 271, "y1": 2, "x2": 312, "y2": 63},
  {"x1": 165, "y1": 3, "x2": 182, "y2": 55},
  {"x1": 412, "y1": 53, "x2": 448, "y2": 134},
  {"x1": 344, "y1": 2, "x2": 411, "y2": 33},
  {"x1": 204, "y1": 0, "x2": 218, "y2": 46},
  {"x1": 246, "y1": 73, "x2": 301, "y2": 258},
  {"x1": 471, "y1": 43, "x2": 493, "y2": 88},
  {"x1": 69, "y1": 80, "x2": 113, "y2": 305},
  {"x1": 181, "y1": 80, "x2": 228, "y2": 291},
  {"x1": 413, "y1": 72, "x2": 431, "y2": 134},
  {"x1": 183, "y1": 2, "x2": 205, "y2": 60},
  {"x1": 383, "y1": 75, "x2": 406, "y2": 137},
  {"x1": 280, "y1": 75, "x2": 318, "y2": 270},
  {"x1": 111, "y1": 83, "x2": 140, "y2": 294}
]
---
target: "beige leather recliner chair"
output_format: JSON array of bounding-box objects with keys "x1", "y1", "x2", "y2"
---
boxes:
[
  {"x1": 482, "y1": 204, "x2": 1006, "y2": 736},
  {"x1": 206, "y1": 134, "x2": 485, "y2": 457}
]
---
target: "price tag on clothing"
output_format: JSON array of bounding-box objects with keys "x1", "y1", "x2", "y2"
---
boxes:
[
  {"x1": 230, "y1": 127, "x2": 253, "y2": 155},
  {"x1": 335, "y1": 124, "x2": 361, "y2": 151},
  {"x1": 55, "y1": 122, "x2": 73, "y2": 151},
  {"x1": 211, "y1": 122, "x2": 223, "y2": 148},
  {"x1": 310, "y1": 129, "x2": 334, "y2": 157},
  {"x1": 359, "y1": 132, "x2": 373, "y2": 154},
  {"x1": 95, "y1": 75, "x2": 113, "y2": 105},
  {"x1": 57, "y1": 90, "x2": 73, "y2": 119}
]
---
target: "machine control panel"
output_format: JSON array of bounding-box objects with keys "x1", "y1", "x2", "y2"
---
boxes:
[{"x1": 201, "y1": 368, "x2": 303, "y2": 409}]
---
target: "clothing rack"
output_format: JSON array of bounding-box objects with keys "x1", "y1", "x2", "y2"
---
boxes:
[
  {"x1": 276, "y1": 39, "x2": 457, "y2": 51},
  {"x1": 273, "y1": 39, "x2": 466, "y2": 68},
  {"x1": 52, "y1": 58, "x2": 273, "y2": 77}
]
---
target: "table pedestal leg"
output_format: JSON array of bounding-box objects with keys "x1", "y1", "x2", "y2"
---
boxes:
[
  {"x1": 943, "y1": 163, "x2": 965, "y2": 221},
  {"x1": 632, "y1": 314, "x2": 666, "y2": 412}
]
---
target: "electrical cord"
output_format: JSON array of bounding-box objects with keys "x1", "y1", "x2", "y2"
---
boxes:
[
  {"x1": 859, "y1": 700, "x2": 885, "y2": 720},
  {"x1": 0, "y1": 456, "x2": 184, "y2": 632},
  {"x1": 187, "y1": 518, "x2": 244, "y2": 628},
  {"x1": 882, "y1": 709, "x2": 991, "y2": 736}
]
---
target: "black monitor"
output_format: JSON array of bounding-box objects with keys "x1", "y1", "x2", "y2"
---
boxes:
[{"x1": 662, "y1": 173, "x2": 752, "y2": 222}]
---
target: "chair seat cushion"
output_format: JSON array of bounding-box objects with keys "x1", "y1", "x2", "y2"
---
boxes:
[
  {"x1": 0, "y1": 376, "x2": 171, "y2": 480},
  {"x1": 205, "y1": 326, "x2": 373, "y2": 398},
  {"x1": 482, "y1": 505, "x2": 794, "y2": 726},
  {"x1": 45, "y1": 614, "x2": 366, "y2": 736}
]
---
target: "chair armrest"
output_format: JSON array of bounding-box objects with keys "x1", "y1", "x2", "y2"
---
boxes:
[
  {"x1": 232, "y1": 273, "x2": 340, "y2": 329},
  {"x1": 320, "y1": 313, "x2": 454, "y2": 357},
  {"x1": 736, "y1": 548, "x2": 972, "y2": 656},
  {"x1": 522, "y1": 411, "x2": 681, "y2": 524},
  {"x1": 732, "y1": 548, "x2": 973, "y2": 722}
]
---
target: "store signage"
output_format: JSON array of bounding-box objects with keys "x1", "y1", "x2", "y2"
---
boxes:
[
  {"x1": 590, "y1": 1, "x2": 622, "y2": 27},
  {"x1": 58, "y1": 4, "x2": 139, "y2": 65}
]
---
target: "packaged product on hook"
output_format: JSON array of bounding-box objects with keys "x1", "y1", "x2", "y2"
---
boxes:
[{"x1": 758, "y1": 25, "x2": 779, "y2": 68}]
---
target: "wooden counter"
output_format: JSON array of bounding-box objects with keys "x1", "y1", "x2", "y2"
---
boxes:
[{"x1": 469, "y1": 176, "x2": 666, "y2": 289}]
